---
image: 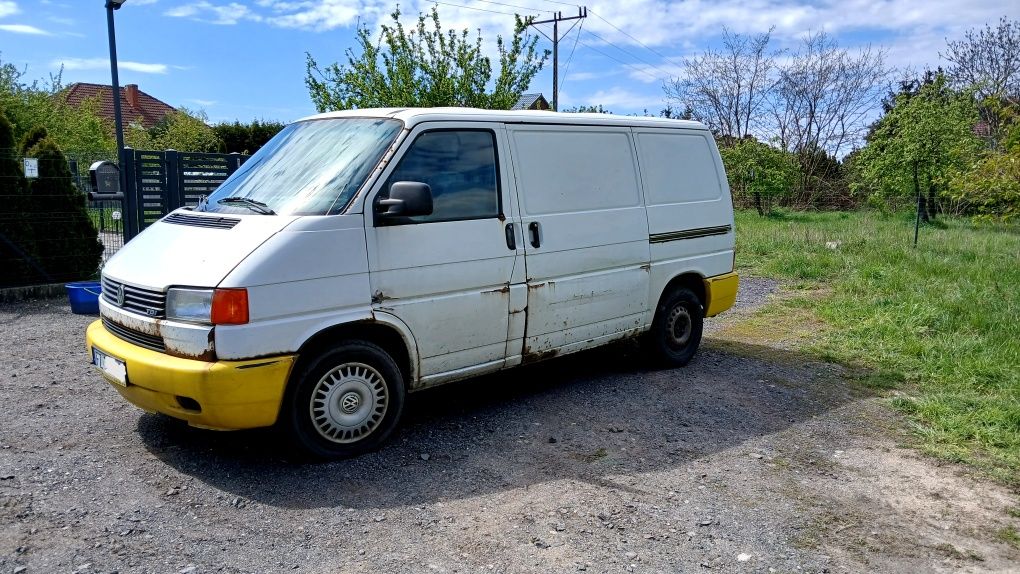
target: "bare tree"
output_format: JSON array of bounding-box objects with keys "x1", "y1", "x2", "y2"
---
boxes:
[
  {"x1": 941, "y1": 16, "x2": 1020, "y2": 141},
  {"x1": 770, "y1": 32, "x2": 891, "y2": 198},
  {"x1": 664, "y1": 27, "x2": 776, "y2": 141}
]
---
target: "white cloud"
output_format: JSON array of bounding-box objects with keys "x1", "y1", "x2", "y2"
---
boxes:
[
  {"x1": 0, "y1": 1, "x2": 17, "y2": 18},
  {"x1": 0, "y1": 23, "x2": 49, "y2": 35},
  {"x1": 54, "y1": 57, "x2": 170, "y2": 74},
  {"x1": 165, "y1": 1, "x2": 261, "y2": 25},
  {"x1": 0, "y1": 1, "x2": 18, "y2": 18},
  {"x1": 133, "y1": 0, "x2": 160, "y2": 5},
  {"x1": 577, "y1": 86, "x2": 664, "y2": 112},
  {"x1": 187, "y1": 98, "x2": 217, "y2": 106}
]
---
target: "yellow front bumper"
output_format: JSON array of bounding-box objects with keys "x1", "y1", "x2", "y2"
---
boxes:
[
  {"x1": 86, "y1": 320, "x2": 295, "y2": 430},
  {"x1": 703, "y1": 272, "x2": 739, "y2": 317}
]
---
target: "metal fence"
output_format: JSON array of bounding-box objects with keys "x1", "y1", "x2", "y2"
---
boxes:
[
  {"x1": 68, "y1": 155, "x2": 125, "y2": 264},
  {"x1": 122, "y1": 149, "x2": 248, "y2": 236}
]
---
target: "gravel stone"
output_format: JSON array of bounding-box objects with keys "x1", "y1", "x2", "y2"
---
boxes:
[{"x1": 1, "y1": 287, "x2": 1017, "y2": 573}]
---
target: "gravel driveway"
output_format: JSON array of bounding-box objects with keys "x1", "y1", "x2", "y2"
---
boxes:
[{"x1": 2, "y1": 279, "x2": 1017, "y2": 574}]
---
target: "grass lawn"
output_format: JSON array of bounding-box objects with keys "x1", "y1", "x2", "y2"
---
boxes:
[{"x1": 733, "y1": 210, "x2": 1020, "y2": 485}]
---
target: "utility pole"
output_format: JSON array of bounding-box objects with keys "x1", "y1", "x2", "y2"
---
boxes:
[{"x1": 527, "y1": 7, "x2": 586, "y2": 111}]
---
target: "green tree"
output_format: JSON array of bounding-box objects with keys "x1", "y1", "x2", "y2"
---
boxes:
[
  {"x1": 0, "y1": 55, "x2": 114, "y2": 154},
  {"x1": 25, "y1": 137, "x2": 103, "y2": 283},
  {"x1": 949, "y1": 147, "x2": 1020, "y2": 221},
  {"x1": 0, "y1": 111, "x2": 39, "y2": 287},
  {"x1": 213, "y1": 119, "x2": 285, "y2": 154},
  {"x1": 853, "y1": 73, "x2": 981, "y2": 219},
  {"x1": 127, "y1": 108, "x2": 223, "y2": 152},
  {"x1": 562, "y1": 104, "x2": 611, "y2": 114},
  {"x1": 305, "y1": 7, "x2": 548, "y2": 111},
  {"x1": 719, "y1": 137, "x2": 799, "y2": 215}
]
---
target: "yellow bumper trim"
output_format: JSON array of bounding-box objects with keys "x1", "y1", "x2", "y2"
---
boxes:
[
  {"x1": 86, "y1": 320, "x2": 295, "y2": 430},
  {"x1": 703, "y1": 272, "x2": 739, "y2": 317}
]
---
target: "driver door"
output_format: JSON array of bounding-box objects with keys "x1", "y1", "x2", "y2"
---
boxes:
[{"x1": 364, "y1": 123, "x2": 519, "y2": 386}]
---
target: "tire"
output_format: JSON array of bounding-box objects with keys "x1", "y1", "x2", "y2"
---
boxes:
[
  {"x1": 645, "y1": 286, "x2": 704, "y2": 368},
  {"x1": 281, "y1": 340, "x2": 405, "y2": 460}
]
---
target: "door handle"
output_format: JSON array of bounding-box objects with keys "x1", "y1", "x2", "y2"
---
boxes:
[
  {"x1": 505, "y1": 223, "x2": 516, "y2": 250},
  {"x1": 528, "y1": 221, "x2": 541, "y2": 248}
]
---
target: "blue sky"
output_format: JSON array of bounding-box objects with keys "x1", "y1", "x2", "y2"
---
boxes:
[{"x1": 1, "y1": 0, "x2": 1018, "y2": 123}]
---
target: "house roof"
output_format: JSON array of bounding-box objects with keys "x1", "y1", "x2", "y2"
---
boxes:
[
  {"x1": 61, "y1": 83, "x2": 176, "y2": 130},
  {"x1": 512, "y1": 93, "x2": 550, "y2": 110}
]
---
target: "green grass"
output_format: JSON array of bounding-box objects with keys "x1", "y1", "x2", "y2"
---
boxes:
[{"x1": 734, "y1": 209, "x2": 1020, "y2": 485}]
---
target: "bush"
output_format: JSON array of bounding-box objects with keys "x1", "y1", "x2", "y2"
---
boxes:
[
  {"x1": 24, "y1": 137, "x2": 104, "y2": 283},
  {"x1": 950, "y1": 149, "x2": 1020, "y2": 221},
  {"x1": 0, "y1": 111, "x2": 37, "y2": 287}
]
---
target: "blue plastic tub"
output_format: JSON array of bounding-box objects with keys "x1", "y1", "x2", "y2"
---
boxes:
[{"x1": 66, "y1": 281, "x2": 102, "y2": 315}]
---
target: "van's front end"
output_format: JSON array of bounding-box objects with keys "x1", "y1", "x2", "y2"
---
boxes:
[{"x1": 86, "y1": 116, "x2": 404, "y2": 430}]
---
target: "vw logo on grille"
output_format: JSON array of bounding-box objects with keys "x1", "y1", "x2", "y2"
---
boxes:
[{"x1": 115, "y1": 284, "x2": 125, "y2": 307}]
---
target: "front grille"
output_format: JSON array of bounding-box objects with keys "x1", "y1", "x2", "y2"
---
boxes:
[
  {"x1": 102, "y1": 318, "x2": 166, "y2": 353},
  {"x1": 101, "y1": 276, "x2": 167, "y2": 319},
  {"x1": 163, "y1": 212, "x2": 240, "y2": 230}
]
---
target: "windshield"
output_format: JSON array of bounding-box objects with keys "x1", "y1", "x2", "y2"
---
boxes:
[{"x1": 199, "y1": 118, "x2": 402, "y2": 216}]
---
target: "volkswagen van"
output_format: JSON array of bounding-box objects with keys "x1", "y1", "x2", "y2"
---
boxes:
[{"x1": 86, "y1": 108, "x2": 738, "y2": 458}]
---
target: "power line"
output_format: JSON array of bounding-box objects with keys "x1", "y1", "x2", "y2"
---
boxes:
[
  {"x1": 582, "y1": 28, "x2": 679, "y2": 80},
  {"x1": 574, "y1": 37, "x2": 661, "y2": 82},
  {"x1": 559, "y1": 18, "x2": 583, "y2": 93},
  {"x1": 430, "y1": 1, "x2": 526, "y2": 17},
  {"x1": 470, "y1": 0, "x2": 554, "y2": 15},
  {"x1": 588, "y1": 9, "x2": 678, "y2": 65}
]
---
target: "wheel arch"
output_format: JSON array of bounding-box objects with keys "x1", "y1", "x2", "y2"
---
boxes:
[
  {"x1": 657, "y1": 272, "x2": 707, "y2": 310},
  {"x1": 296, "y1": 314, "x2": 419, "y2": 388}
]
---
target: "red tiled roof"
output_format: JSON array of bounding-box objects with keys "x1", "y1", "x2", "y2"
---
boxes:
[{"x1": 60, "y1": 82, "x2": 176, "y2": 130}]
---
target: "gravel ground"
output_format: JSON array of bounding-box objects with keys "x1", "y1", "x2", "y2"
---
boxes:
[{"x1": 2, "y1": 278, "x2": 1018, "y2": 574}]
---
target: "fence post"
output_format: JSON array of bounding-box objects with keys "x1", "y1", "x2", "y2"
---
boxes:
[
  {"x1": 120, "y1": 146, "x2": 139, "y2": 241},
  {"x1": 165, "y1": 150, "x2": 181, "y2": 213}
]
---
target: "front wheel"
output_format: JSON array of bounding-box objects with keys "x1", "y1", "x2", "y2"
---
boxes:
[
  {"x1": 645, "y1": 287, "x2": 704, "y2": 368},
  {"x1": 281, "y1": 341, "x2": 405, "y2": 459}
]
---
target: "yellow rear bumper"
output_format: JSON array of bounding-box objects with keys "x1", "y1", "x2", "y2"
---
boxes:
[
  {"x1": 86, "y1": 320, "x2": 295, "y2": 430},
  {"x1": 703, "y1": 272, "x2": 739, "y2": 317}
]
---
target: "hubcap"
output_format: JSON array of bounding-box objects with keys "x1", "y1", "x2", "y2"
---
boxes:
[
  {"x1": 309, "y1": 362, "x2": 388, "y2": 444},
  {"x1": 666, "y1": 304, "x2": 692, "y2": 349}
]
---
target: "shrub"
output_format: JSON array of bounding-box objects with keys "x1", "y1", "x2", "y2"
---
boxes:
[{"x1": 24, "y1": 137, "x2": 103, "y2": 283}]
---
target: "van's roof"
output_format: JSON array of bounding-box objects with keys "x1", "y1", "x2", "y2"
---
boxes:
[{"x1": 297, "y1": 107, "x2": 709, "y2": 130}]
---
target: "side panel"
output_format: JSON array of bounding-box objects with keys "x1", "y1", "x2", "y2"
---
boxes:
[
  {"x1": 633, "y1": 129, "x2": 735, "y2": 307},
  {"x1": 508, "y1": 125, "x2": 651, "y2": 356}
]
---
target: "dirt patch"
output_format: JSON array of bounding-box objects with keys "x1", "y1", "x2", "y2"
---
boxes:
[{"x1": 1, "y1": 289, "x2": 1017, "y2": 573}]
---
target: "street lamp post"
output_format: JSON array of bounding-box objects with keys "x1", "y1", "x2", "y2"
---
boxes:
[{"x1": 105, "y1": 0, "x2": 127, "y2": 154}]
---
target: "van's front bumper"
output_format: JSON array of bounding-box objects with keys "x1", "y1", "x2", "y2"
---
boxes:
[{"x1": 86, "y1": 320, "x2": 295, "y2": 430}]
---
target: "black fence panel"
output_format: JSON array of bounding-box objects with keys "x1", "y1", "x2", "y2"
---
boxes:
[{"x1": 122, "y1": 149, "x2": 248, "y2": 237}]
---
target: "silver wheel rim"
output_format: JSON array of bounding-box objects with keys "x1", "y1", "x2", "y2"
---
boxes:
[
  {"x1": 309, "y1": 362, "x2": 388, "y2": 444},
  {"x1": 666, "y1": 304, "x2": 692, "y2": 349}
]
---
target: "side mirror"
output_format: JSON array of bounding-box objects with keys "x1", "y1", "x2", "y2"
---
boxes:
[{"x1": 377, "y1": 181, "x2": 433, "y2": 217}]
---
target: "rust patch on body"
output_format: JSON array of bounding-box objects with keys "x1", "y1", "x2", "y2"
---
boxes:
[
  {"x1": 371, "y1": 290, "x2": 396, "y2": 305},
  {"x1": 483, "y1": 283, "x2": 511, "y2": 295},
  {"x1": 522, "y1": 349, "x2": 559, "y2": 364}
]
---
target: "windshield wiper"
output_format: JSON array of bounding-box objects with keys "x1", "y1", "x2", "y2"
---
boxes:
[{"x1": 217, "y1": 196, "x2": 276, "y2": 215}]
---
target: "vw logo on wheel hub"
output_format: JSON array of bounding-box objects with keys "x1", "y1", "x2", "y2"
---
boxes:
[{"x1": 339, "y1": 391, "x2": 361, "y2": 414}]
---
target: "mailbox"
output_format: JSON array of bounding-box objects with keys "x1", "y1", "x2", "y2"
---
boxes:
[{"x1": 89, "y1": 161, "x2": 123, "y2": 199}]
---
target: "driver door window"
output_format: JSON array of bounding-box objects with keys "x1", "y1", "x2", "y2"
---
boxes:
[{"x1": 379, "y1": 130, "x2": 500, "y2": 224}]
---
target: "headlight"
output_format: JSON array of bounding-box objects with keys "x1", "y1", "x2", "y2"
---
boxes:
[{"x1": 166, "y1": 288, "x2": 213, "y2": 323}]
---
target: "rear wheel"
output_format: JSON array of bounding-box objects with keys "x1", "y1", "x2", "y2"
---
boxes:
[
  {"x1": 282, "y1": 341, "x2": 405, "y2": 459},
  {"x1": 645, "y1": 287, "x2": 704, "y2": 367}
]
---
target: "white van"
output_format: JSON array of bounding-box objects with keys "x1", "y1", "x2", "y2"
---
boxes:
[{"x1": 86, "y1": 108, "x2": 738, "y2": 458}]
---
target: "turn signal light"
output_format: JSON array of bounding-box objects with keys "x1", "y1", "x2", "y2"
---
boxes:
[{"x1": 211, "y1": 288, "x2": 249, "y2": 325}]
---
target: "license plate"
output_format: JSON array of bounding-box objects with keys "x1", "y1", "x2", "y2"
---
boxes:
[{"x1": 92, "y1": 348, "x2": 127, "y2": 387}]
